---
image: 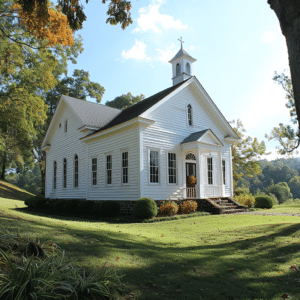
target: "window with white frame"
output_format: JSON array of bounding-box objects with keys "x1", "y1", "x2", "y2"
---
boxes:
[
  {"x1": 106, "y1": 155, "x2": 112, "y2": 185},
  {"x1": 187, "y1": 104, "x2": 193, "y2": 126},
  {"x1": 168, "y1": 153, "x2": 177, "y2": 184},
  {"x1": 222, "y1": 160, "x2": 226, "y2": 185},
  {"x1": 92, "y1": 158, "x2": 97, "y2": 186},
  {"x1": 122, "y1": 152, "x2": 128, "y2": 184},
  {"x1": 53, "y1": 161, "x2": 57, "y2": 189},
  {"x1": 63, "y1": 158, "x2": 67, "y2": 188},
  {"x1": 150, "y1": 150, "x2": 159, "y2": 183},
  {"x1": 207, "y1": 157, "x2": 213, "y2": 185},
  {"x1": 64, "y1": 120, "x2": 68, "y2": 132},
  {"x1": 74, "y1": 154, "x2": 78, "y2": 187}
]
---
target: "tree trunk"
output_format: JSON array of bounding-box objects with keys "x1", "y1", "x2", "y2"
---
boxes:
[
  {"x1": 0, "y1": 152, "x2": 6, "y2": 180},
  {"x1": 268, "y1": 0, "x2": 300, "y2": 131},
  {"x1": 40, "y1": 162, "x2": 45, "y2": 196}
]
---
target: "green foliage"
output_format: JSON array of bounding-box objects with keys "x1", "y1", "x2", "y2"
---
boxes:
[
  {"x1": 234, "y1": 193, "x2": 255, "y2": 208},
  {"x1": 77, "y1": 200, "x2": 96, "y2": 214},
  {"x1": 133, "y1": 197, "x2": 158, "y2": 219},
  {"x1": 288, "y1": 175, "x2": 300, "y2": 199},
  {"x1": 264, "y1": 182, "x2": 293, "y2": 204},
  {"x1": 254, "y1": 196, "x2": 273, "y2": 209},
  {"x1": 234, "y1": 187, "x2": 250, "y2": 197},
  {"x1": 266, "y1": 71, "x2": 300, "y2": 154},
  {"x1": 231, "y1": 119, "x2": 268, "y2": 187},
  {"x1": 105, "y1": 92, "x2": 145, "y2": 109},
  {"x1": 93, "y1": 201, "x2": 120, "y2": 217}
]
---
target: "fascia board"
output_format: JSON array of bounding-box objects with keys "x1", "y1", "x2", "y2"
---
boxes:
[
  {"x1": 191, "y1": 78, "x2": 239, "y2": 140},
  {"x1": 81, "y1": 117, "x2": 155, "y2": 142},
  {"x1": 140, "y1": 77, "x2": 193, "y2": 119},
  {"x1": 41, "y1": 96, "x2": 65, "y2": 148}
]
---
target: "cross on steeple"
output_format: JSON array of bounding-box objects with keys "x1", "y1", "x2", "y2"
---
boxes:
[{"x1": 178, "y1": 37, "x2": 184, "y2": 49}]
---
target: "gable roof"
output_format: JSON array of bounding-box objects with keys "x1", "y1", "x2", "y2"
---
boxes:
[
  {"x1": 84, "y1": 78, "x2": 191, "y2": 138},
  {"x1": 62, "y1": 95, "x2": 121, "y2": 128},
  {"x1": 181, "y1": 129, "x2": 223, "y2": 146}
]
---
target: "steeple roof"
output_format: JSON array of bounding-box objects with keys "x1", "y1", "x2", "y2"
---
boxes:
[{"x1": 169, "y1": 47, "x2": 196, "y2": 63}]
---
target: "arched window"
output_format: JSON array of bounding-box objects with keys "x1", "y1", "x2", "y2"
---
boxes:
[
  {"x1": 186, "y1": 63, "x2": 191, "y2": 75},
  {"x1": 53, "y1": 161, "x2": 57, "y2": 189},
  {"x1": 64, "y1": 120, "x2": 68, "y2": 132},
  {"x1": 176, "y1": 63, "x2": 181, "y2": 76},
  {"x1": 63, "y1": 158, "x2": 67, "y2": 188},
  {"x1": 74, "y1": 154, "x2": 78, "y2": 187},
  {"x1": 187, "y1": 104, "x2": 193, "y2": 126},
  {"x1": 185, "y1": 153, "x2": 196, "y2": 160}
]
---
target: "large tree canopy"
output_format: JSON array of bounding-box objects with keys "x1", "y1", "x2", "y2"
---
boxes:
[
  {"x1": 105, "y1": 92, "x2": 144, "y2": 110},
  {"x1": 268, "y1": 0, "x2": 300, "y2": 133}
]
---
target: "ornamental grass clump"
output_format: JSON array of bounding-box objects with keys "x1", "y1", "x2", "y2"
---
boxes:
[
  {"x1": 255, "y1": 196, "x2": 273, "y2": 209},
  {"x1": 179, "y1": 200, "x2": 198, "y2": 214},
  {"x1": 159, "y1": 201, "x2": 179, "y2": 216},
  {"x1": 133, "y1": 197, "x2": 157, "y2": 219}
]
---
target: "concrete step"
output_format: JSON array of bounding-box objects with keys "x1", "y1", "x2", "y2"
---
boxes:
[{"x1": 221, "y1": 208, "x2": 246, "y2": 214}]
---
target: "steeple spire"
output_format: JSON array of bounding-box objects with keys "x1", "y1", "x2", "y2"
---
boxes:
[{"x1": 178, "y1": 36, "x2": 184, "y2": 49}]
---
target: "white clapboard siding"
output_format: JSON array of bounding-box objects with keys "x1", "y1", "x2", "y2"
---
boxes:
[
  {"x1": 85, "y1": 125, "x2": 140, "y2": 201},
  {"x1": 140, "y1": 85, "x2": 233, "y2": 199},
  {"x1": 45, "y1": 105, "x2": 88, "y2": 199}
]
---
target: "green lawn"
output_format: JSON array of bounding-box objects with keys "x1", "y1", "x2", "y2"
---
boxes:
[
  {"x1": 0, "y1": 180, "x2": 34, "y2": 200},
  {"x1": 253, "y1": 204, "x2": 300, "y2": 215},
  {"x1": 1, "y1": 197, "x2": 300, "y2": 299}
]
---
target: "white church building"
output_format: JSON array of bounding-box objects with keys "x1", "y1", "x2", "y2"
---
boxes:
[{"x1": 42, "y1": 44, "x2": 239, "y2": 203}]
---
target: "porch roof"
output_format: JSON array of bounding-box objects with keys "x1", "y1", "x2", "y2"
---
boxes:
[{"x1": 180, "y1": 129, "x2": 223, "y2": 146}]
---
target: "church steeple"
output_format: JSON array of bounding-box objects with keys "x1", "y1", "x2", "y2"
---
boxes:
[{"x1": 169, "y1": 38, "x2": 196, "y2": 86}]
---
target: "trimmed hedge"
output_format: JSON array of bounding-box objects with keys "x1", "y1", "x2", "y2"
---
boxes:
[
  {"x1": 159, "y1": 201, "x2": 179, "y2": 216},
  {"x1": 24, "y1": 195, "x2": 46, "y2": 209},
  {"x1": 62, "y1": 199, "x2": 80, "y2": 214},
  {"x1": 254, "y1": 196, "x2": 273, "y2": 209},
  {"x1": 93, "y1": 201, "x2": 120, "y2": 217},
  {"x1": 77, "y1": 200, "x2": 96, "y2": 214},
  {"x1": 133, "y1": 197, "x2": 158, "y2": 219}
]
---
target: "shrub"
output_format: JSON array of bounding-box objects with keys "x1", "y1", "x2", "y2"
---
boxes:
[
  {"x1": 77, "y1": 200, "x2": 95, "y2": 214},
  {"x1": 234, "y1": 187, "x2": 250, "y2": 197},
  {"x1": 179, "y1": 200, "x2": 198, "y2": 214},
  {"x1": 93, "y1": 201, "x2": 120, "y2": 217},
  {"x1": 51, "y1": 199, "x2": 66, "y2": 212},
  {"x1": 159, "y1": 201, "x2": 179, "y2": 216},
  {"x1": 234, "y1": 193, "x2": 255, "y2": 208},
  {"x1": 62, "y1": 199, "x2": 80, "y2": 214},
  {"x1": 24, "y1": 195, "x2": 46, "y2": 209},
  {"x1": 133, "y1": 197, "x2": 157, "y2": 219},
  {"x1": 255, "y1": 196, "x2": 273, "y2": 209}
]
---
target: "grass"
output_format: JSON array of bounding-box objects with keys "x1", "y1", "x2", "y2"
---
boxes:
[
  {"x1": 253, "y1": 204, "x2": 300, "y2": 215},
  {"x1": 0, "y1": 180, "x2": 34, "y2": 201},
  {"x1": 1, "y1": 198, "x2": 300, "y2": 299}
]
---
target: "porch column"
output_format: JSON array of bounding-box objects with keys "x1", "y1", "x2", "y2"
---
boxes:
[
  {"x1": 218, "y1": 151, "x2": 224, "y2": 197},
  {"x1": 196, "y1": 149, "x2": 201, "y2": 199}
]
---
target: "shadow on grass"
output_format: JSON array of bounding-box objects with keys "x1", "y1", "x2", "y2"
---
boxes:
[
  {"x1": 2, "y1": 210, "x2": 300, "y2": 300},
  {"x1": 0, "y1": 181, "x2": 33, "y2": 201}
]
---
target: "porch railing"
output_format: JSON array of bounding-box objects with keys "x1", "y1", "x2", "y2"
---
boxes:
[{"x1": 185, "y1": 187, "x2": 196, "y2": 199}]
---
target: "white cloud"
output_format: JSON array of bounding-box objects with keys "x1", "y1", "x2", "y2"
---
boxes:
[
  {"x1": 121, "y1": 40, "x2": 150, "y2": 61},
  {"x1": 133, "y1": 0, "x2": 188, "y2": 34},
  {"x1": 261, "y1": 31, "x2": 277, "y2": 44},
  {"x1": 155, "y1": 44, "x2": 177, "y2": 63}
]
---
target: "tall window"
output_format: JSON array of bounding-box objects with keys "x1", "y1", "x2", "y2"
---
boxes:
[
  {"x1": 92, "y1": 158, "x2": 97, "y2": 186},
  {"x1": 122, "y1": 152, "x2": 128, "y2": 184},
  {"x1": 74, "y1": 155, "x2": 78, "y2": 187},
  {"x1": 63, "y1": 158, "x2": 67, "y2": 188},
  {"x1": 207, "y1": 157, "x2": 213, "y2": 185},
  {"x1": 53, "y1": 161, "x2": 57, "y2": 189},
  {"x1": 168, "y1": 153, "x2": 177, "y2": 184},
  {"x1": 176, "y1": 63, "x2": 181, "y2": 76},
  {"x1": 150, "y1": 150, "x2": 159, "y2": 183},
  {"x1": 187, "y1": 104, "x2": 193, "y2": 126},
  {"x1": 106, "y1": 155, "x2": 112, "y2": 185},
  {"x1": 186, "y1": 63, "x2": 191, "y2": 74},
  {"x1": 64, "y1": 120, "x2": 68, "y2": 132},
  {"x1": 222, "y1": 160, "x2": 226, "y2": 185}
]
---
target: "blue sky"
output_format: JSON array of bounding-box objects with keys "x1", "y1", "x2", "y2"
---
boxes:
[{"x1": 68, "y1": 0, "x2": 293, "y2": 160}]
